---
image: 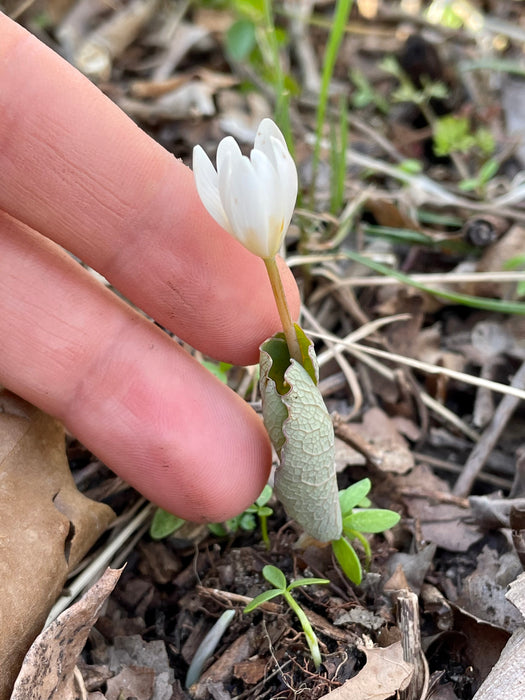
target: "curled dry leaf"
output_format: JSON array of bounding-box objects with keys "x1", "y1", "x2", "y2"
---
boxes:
[
  {"x1": 11, "y1": 567, "x2": 123, "y2": 700},
  {"x1": 0, "y1": 390, "x2": 115, "y2": 700},
  {"x1": 320, "y1": 642, "x2": 413, "y2": 699},
  {"x1": 260, "y1": 336, "x2": 342, "y2": 542}
]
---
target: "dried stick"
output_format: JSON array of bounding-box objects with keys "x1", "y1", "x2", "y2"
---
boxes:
[{"x1": 453, "y1": 360, "x2": 525, "y2": 497}]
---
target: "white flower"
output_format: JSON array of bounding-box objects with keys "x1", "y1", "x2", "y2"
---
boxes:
[{"x1": 192, "y1": 118, "x2": 298, "y2": 259}]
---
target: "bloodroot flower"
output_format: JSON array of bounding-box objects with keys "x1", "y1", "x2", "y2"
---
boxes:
[{"x1": 192, "y1": 118, "x2": 298, "y2": 260}]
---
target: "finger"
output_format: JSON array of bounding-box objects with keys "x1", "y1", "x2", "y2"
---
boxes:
[
  {"x1": 0, "y1": 211, "x2": 271, "y2": 521},
  {"x1": 0, "y1": 15, "x2": 300, "y2": 365}
]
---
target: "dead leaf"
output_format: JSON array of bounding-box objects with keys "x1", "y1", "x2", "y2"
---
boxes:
[
  {"x1": 334, "y1": 408, "x2": 414, "y2": 475},
  {"x1": 105, "y1": 666, "x2": 155, "y2": 700},
  {"x1": 0, "y1": 391, "x2": 115, "y2": 700},
  {"x1": 396, "y1": 463, "x2": 481, "y2": 551},
  {"x1": 320, "y1": 642, "x2": 413, "y2": 699},
  {"x1": 11, "y1": 567, "x2": 123, "y2": 700},
  {"x1": 453, "y1": 547, "x2": 523, "y2": 632}
]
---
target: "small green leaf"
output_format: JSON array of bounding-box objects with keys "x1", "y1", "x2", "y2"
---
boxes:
[
  {"x1": 339, "y1": 479, "x2": 371, "y2": 517},
  {"x1": 207, "y1": 522, "x2": 228, "y2": 537},
  {"x1": 149, "y1": 508, "x2": 185, "y2": 540},
  {"x1": 200, "y1": 360, "x2": 231, "y2": 384},
  {"x1": 239, "y1": 513, "x2": 257, "y2": 530},
  {"x1": 343, "y1": 509, "x2": 401, "y2": 533},
  {"x1": 287, "y1": 578, "x2": 330, "y2": 590},
  {"x1": 243, "y1": 588, "x2": 283, "y2": 613},
  {"x1": 332, "y1": 537, "x2": 362, "y2": 585},
  {"x1": 263, "y1": 565, "x2": 287, "y2": 590},
  {"x1": 257, "y1": 506, "x2": 273, "y2": 517},
  {"x1": 226, "y1": 19, "x2": 256, "y2": 61},
  {"x1": 255, "y1": 484, "x2": 273, "y2": 507},
  {"x1": 478, "y1": 157, "x2": 499, "y2": 183}
]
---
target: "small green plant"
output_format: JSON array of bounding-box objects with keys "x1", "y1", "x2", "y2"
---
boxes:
[
  {"x1": 208, "y1": 484, "x2": 274, "y2": 546},
  {"x1": 433, "y1": 115, "x2": 495, "y2": 158},
  {"x1": 380, "y1": 55, "x2": 449, "y2": 107},
  {"x1": 349, "y1": 68, "x2": 389, "y2": 113},
  {"x1": 150, "y1": 509, "x2": 185, "y2": 540},
  {"x1": 244, "y1": 564, "x2": 329, "y2": 669},
  {"x1": 331, "y1": 478, "x2": 400, "y2": 585},
  {"x1": 150, "y1": 485, "x2": 273, "y2": 543}
]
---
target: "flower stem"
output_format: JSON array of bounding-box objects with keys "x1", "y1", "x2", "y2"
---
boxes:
[{"x1": 264, "y1": 257, "x2": 302, "y2": 364}]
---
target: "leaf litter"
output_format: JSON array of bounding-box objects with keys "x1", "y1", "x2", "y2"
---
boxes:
[{"x1": 6, "y1": 0, "x2": 525, "y2": 698}]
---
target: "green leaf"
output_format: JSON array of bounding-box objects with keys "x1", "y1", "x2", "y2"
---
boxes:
[
  {"x1": 339, "y1": 479, "x2": 371, "y2": 517},
  {"x1": 478, "y1": 157, "x2": 499, "y2": 183},
  {"x1": 149, "y1": 508, "x2": 185, "y2": 540},
  {"x1": 343, "y1": 509, "x2": 400, "y2": 533},
  {"x1": 239, "y1": 513, "x2": 257, "y2": 530},
  {"x1": 257, "y1": 506, "x2": 273, "y2": 517},
  {"x1": 259, "y1": 334, "x2": 342, "y2": 542},
  {"x1": 287, "y1": 578, "x2": 330, "y2": 590},
  {"x1": 226, "y1": 19, "x2": 256, "y2": 61},
  {"x1": 243, "y1": 588, "x2": 282, "y2": 612},
  {"x1": 263, "y1": 565, "x2": 287, "y2": 590},
  {"x1": 200, "y1": 360, "x2": 231, "y2": 384},
  {"x1": 332, "y1": 537, "x2": 362, "y2": 585},
  {"x1": 207, "y1": 522, "x2": 228, "y2": 537},
  {"x1": 255, "y1": 484, "x2": 273, "y2": 507}
]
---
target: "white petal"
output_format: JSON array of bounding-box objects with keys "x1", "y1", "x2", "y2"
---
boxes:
[
  {"x1": 254, "y1": 118, "x2": 287, "y2": 170},
  {"x1": 192, "y1": 145, "x2": 230, "y2": 231},
  {"x1": 271, "y1": 138, "x2": 298, "y2": 231},
  {"x1": 217, "y1": 136, "x2": 243, "y2": 174},
  {"x1": 250, "y1": 149, "x2": 285, "y2": 256},
  {"x1": 221, "y1": 155, "x2": 272, "y2": 257}
]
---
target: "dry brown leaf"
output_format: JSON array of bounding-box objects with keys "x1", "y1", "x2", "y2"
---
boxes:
[
  {"x1": 0, "y1": 391, "x2": 115, "y2": 700},
  {"x1": 105, "y1": 666, "x2": 155, "y2": 700},
  {"x1": 347, "y1": 407, "x2": 414, "y2": 474},
  {"x1": 11, "y1": 567, "x2": 123, "y2": 700},
  {"x1": 396, "y1": 463, "x2": 481, "y2": 551},
  {"x1": 320, "y1": 642, "x2": 413, "y2": 699}
]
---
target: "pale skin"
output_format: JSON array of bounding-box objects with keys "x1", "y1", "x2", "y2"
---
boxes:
[{"x1": 0, "y1": 14, "x2": 300, "y2": 522}]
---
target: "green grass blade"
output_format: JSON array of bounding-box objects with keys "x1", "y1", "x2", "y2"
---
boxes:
[
  {"x1": 341, "y1": 249, "x2": 525, "y2": 315},
  {"x1": 311, "y1": 0, "x2": 353, "y2": 200}
]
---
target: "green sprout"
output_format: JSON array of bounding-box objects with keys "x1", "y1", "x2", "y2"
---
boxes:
[
  {"x1": 149, "y1": 485, "x2": 273, "y2": 544},
  {"x1": 243, "y1": 564, "x2": 329, "y2": 669},
  {"x1": 208, "y1": 484, "x2": 274, "y2": 547},
  {"x1": 331, "y1": 478, "x2": 400, "y2": 585},
  {"x1": 149, "y1": 508, "x2": 185, "y2": 540},
  {"x1": 349, "y1": 68, "x2": 389, "y2": 113},
  {"x1": 380, "y1": 55, "x2": 449, "y2": 107}
]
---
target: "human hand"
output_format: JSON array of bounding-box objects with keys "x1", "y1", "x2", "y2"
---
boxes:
[{"x1": 0, "y1": 14, "x2": 300, "y2": 522}]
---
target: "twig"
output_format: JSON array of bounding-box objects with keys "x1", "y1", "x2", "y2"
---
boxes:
[
  {"x1": 453, "y1": 360, "x2": 525, "y2": 497},
  {"x1": 397, "y1": 589, "x2": 429, "y2": 700}
]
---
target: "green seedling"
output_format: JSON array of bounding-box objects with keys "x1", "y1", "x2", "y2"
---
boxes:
[
  {"x1": 244, "y1": 564, "x2": 329, "y2": 669},
  {"x1": 208, "y1": 484, "x2": 274, "y2": 546},
  {"x1": 349, "y1": 68, "x2": 389, "y2": 113},
  {"x1": 433, "y1": 115, "x2": 495, "y2": 158},
  {"x1": 331, "y1": 478, "x2": 400, "y2": 585},
  {"x1": 380, "y1": 55, "x2": 449, "y2": 107},
  {"x1": 150, "y1": 509, "x2": 185, "y2": 540},
  {"x1": 149, "y1": 485, "x2": 273, "y2": 543}
]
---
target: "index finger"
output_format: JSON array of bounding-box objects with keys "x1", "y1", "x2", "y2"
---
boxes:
[{"x1": 0, "y1": 14, "x2": 300, "y2": 365}]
